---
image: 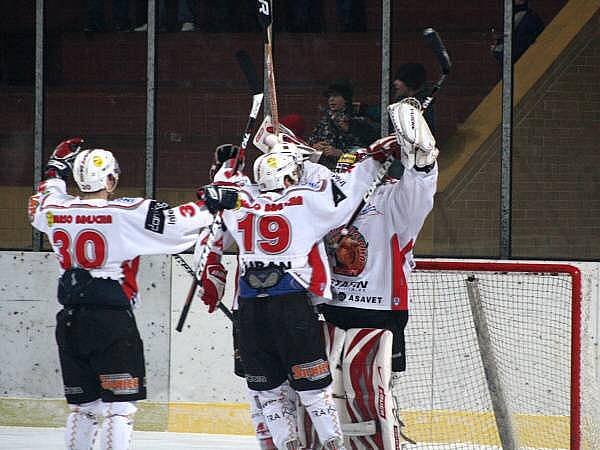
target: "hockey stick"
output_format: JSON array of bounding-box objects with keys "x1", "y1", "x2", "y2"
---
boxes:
[
  {"x1": 175, "y1": 65, "x2": 264, "y2": 333},
  {"x1": 257, "y1": 0, "x2": 279, "y2": 136},
  {"x1": 338, "y1": 28, "x2": 451, "y2": 239},
  {"x1": 173, "y1": 254, "x2": 234, "y2": 321},
  {"x1": 422, "y1": 28, "x2": 452, "y2": 110}
]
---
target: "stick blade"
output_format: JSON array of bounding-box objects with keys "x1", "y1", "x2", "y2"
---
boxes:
[
  {"x1": 236, "y1": 50, "x2": 261, "y2": 95},
  {"x1": 423, "y1": 28, "x2": 451, "y2": 74}
]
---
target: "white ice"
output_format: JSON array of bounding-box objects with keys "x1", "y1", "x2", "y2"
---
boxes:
[{"x1": 0, "y1": 426, "x2": 260, "y2": 449}]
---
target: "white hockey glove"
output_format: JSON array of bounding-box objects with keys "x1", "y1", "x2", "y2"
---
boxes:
[{"x1": 388, "y1": 98, "x2": 439, "y2": 171}]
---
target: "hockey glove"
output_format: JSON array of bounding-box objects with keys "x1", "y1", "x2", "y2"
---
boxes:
[
  {"x1": 45, "y1": 137, "x2": 84, "y2": 180},
  {"x1": 201, "y1": 184, "x2": 240, "y2": 214},
  {"x1": 209, "y1": 144, "x2": 241, "y2": 179},
  {"x1": 388, "y1": 99, "x2": 438, "y2": 170},
  {"x1": 198, "y1": 259, "x2": 227, "y2": 314},
  {"x1": 365, "y1": 135, "x2": 402, "y2": 162}
]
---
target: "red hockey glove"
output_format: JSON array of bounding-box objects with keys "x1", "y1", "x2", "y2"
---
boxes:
[
  {"x1": 198, "y1": 258, "x2": 227, "y2": 314},
  {"x1": 365, "y1": 135, "x2": 401, "y2": 162},
  {"x1": 45, "y1": 137, "x2": 84, "y2": 180}
]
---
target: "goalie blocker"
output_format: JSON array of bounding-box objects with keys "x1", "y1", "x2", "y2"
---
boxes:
[{"x1": 298, "y1": 323, "x2": 411, "y2": 449}]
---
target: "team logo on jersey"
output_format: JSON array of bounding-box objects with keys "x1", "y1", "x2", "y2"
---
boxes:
[
  {"x1": 92, "y1": 155, "x2": 104, "y2": 167},
  {"x1": 331, "y1": 181, "x2": 347, "y2": 207},
  {"x1": 144, "y1": 200, "x2": 169, "y2": 234},
  {"x1": 325, "y1": 225, "x2": 368, "y2": 277}
]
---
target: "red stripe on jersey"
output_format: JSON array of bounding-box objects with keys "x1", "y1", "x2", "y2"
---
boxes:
[
  {"x1": 307, "y1": 244, "x2": 327, "y2": 297},
  {"x1": 121, "y1": 257, "x2": 140, "y2": 302},
  {"x1": 390, "y1": 236, "x2": 413, "y2": 311}
]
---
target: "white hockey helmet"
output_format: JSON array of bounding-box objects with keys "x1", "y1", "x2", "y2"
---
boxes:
[
  {"x1": 271, "y1": 142, "x2": 302, "y2": 162},
  {"x1": 253, "y1": 152, "x2": 300, "y2": 192},
  {"x1": 73, "y1": 149, "x2": 120, "y2": 193}
]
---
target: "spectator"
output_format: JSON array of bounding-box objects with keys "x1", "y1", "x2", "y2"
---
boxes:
[
  {"x1": 85, "y1": 0, "x2": 131, "y2": 32},
  {"x1": 307, "y1": 79, "x2": 377, "y2": 168},
  {"x1": 490, "y1": 0, "x2": 545, "y2": 66},
  {"x1": 134, "y1": 0, "x2": 196, "y2": 32},
  {"x1": 392, "y1": 63, "x2": 435, "y2": 133}
]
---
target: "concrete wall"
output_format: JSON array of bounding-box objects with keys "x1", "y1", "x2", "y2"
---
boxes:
[{"x1": 0, "y1": 252, "x2": 598, "y2": 437}]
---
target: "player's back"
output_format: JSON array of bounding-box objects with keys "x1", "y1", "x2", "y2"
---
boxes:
[
  {"x1": 221, "y1": 156, "x2": 378, "y2": 298},
  {"x1": 31, "y1": 180, "x2": 212, "y2": 281},
  {"x1": 35, "y1": 194, "x2": 153, "y2": 280}
]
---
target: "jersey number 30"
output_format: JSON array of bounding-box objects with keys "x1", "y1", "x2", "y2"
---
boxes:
[
  {"x1": 52, "y1": 229, "x2": 107, "y2": 270},
  {"x1": 237, "y1": 214, "x2": 291, "y2": 254}
]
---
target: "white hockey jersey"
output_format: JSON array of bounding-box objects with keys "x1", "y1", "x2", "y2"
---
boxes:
[
  {"x1": 219, "y1": 158, "x2": 378, "y2": 300},
  {"x1": 193, "y1": 160, "x2": 335, "y2": 308},
  {"x1": 326, "y1": 165, "x2": 437, "y2": 311},
  {"x1": 29, "y1": 178, "x2": 213, "y2": 300}
]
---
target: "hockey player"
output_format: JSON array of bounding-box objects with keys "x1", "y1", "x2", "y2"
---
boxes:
[
  {"x1": 203, "y1": 138, "x2": 401, "y2": 450},
  {"x1": 320, "y1": 99, "x2": 439, "y2": 446},
  {"x1": 28, "y1": 140, "x2": 238, "y2": 450},
  {"x1": 195, "y1": 140, "x2": 332, "y2": 450}
]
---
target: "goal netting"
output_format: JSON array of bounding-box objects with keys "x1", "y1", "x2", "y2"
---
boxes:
[{"x1": 395, "y1": 261, "x2": 600, "y2": 450}]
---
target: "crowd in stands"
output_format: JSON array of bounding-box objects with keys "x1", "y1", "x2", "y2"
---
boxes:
[{"x1": 85, "y1": 0, "x2": 368, "y2": 33}]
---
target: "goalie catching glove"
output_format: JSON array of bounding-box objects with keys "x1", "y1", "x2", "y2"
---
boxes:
[
  {"x1": 198, "y1": 184, "x2": 240, "y2": 214},
  {"x1": 45, "y1": 137, "x2": 84, "y2": 180},
  {"x1": 197, "y1": 252, "x2": 227, "y2": 314},
  {"x1": 388, "y1": 98, "x2": 439, "y2": 171}
]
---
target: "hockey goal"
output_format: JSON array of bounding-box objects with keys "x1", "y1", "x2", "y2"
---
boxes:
[{"x1": 396, "y1": 261, "x2": 600, "y2": 450}]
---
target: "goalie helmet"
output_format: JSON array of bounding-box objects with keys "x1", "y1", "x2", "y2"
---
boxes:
[
  {"x1": 73, "y1": 149, "x2": 120, "y2": 193},
  {"x1": 253, "y1": 152, "x2": 300, "y2": 192}
]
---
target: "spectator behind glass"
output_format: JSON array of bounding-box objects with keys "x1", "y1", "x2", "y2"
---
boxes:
[
  {"x1": 85, "y1": 0, "x2": 131, "y2": 32},
  {"x1": 388, "y1": 63, "x2": 436, "y2": 179},
  {"x1": 134, "y1": 0, "x2": 196, "y2": 32},
  {"x1": 392, "y1": 63, "x2": 435, "y2": 134},
  {"x1": 307, "y1": 80, "x2": 377, "y2": 169},
  {"x1": 490, "y1": 0, "x2": 545, "y2": 68}
]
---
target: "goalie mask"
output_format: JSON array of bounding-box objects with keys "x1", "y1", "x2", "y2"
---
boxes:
[
  {"x1": 73, "y1": 149, "x2": 120, "y2": 193},
  {"x1": 253, "y1": 152, "x2": 300, "y2": 192}
]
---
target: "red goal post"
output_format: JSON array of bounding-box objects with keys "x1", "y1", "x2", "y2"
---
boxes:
[{"x1": 398, "y1": 260, "x2": 600, "y2": 450}]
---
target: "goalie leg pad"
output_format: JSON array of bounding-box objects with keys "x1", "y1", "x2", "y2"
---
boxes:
[
  {"x1": 99, "y1": 401, "x2": 136, "y2": 450},
  {"x1": 65, "y1": 399, "x2": 103, "y2": 450},
  {"x1": 258, "y1": 383, "x2": 299, "y2": 449},
  {"x1": 342, "y1": 328, "x2": 404, "y2": 450}
]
